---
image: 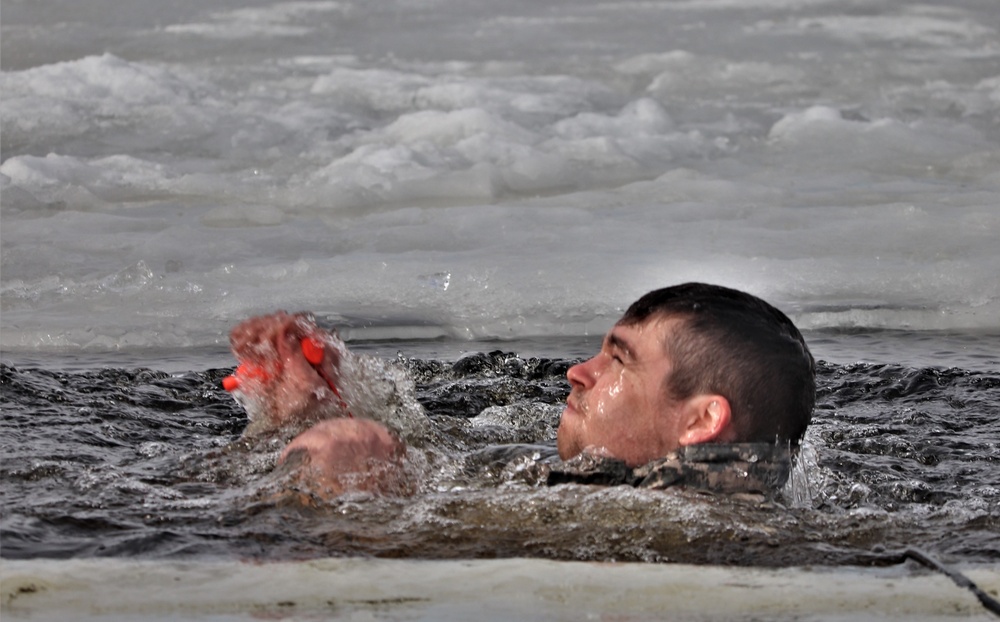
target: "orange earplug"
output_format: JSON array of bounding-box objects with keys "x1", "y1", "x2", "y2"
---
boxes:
[
  {"x1": 301, "y1": 337, "x2": 325, "y2": 365},
  {"x1": 222, "y1": 363, "x2": 271, "y2": 392},
  {"x1": 300, "y1": 336, "x2": 352, "y2": 418}
]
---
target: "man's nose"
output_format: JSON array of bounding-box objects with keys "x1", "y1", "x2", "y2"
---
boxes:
[{"x1": 566, "y1": 355, "x2": 601, "y2": 389}]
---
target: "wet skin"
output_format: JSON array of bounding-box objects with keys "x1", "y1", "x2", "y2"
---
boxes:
[
  {"x1": 556, "y1": 316, "x2": 685, "y2": 467},
  {"x1": 227, "y1": 312, "x2": 348, "y2": 432},
  {"x1": 280, "y1": 418, "x2": 410, "y2": 496},
  {"x1": 227, "y1": 313, "x2": 408, "y2": 495},
  {"x1": 555, "y1": 315, "x2": 733, "y2": 467},
  {"x1": 227, "y1": 312, "x2": 730, "y2": 495}
]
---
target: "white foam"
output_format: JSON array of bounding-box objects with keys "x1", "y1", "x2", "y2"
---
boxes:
[
  {"x1": 0, "y1": 54, "x2": 205, "y2": 154},
  {"x1": 788, "y1": 10, "x2": 997, "y2": 48},
  {"x1": 599, "y1": 0, "x2": 837, "y2": 9},
  {"x1": 622, "y1": 51, "x2": 809, "y2": 100},
  {"x1": 164, "y1": 1, "x2": 349, "y2": 39}
]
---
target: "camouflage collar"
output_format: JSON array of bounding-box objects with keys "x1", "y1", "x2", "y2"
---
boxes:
[{"x1": 545, "y1": 442, "x2": 793, "y2": 495}]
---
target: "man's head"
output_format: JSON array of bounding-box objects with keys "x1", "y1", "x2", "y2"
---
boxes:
[{"x1": 556, "y1": 283, "x2": 815, "y2": 467}]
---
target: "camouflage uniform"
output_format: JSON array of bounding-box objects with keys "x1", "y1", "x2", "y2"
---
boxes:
[{"x1": 542, "y1": 442, "x2": 793, "y2": 495}]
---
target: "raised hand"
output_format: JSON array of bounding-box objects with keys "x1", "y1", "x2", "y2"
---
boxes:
[{"x1": 279, "y1": 418, "x2": 412, "y2": 496}]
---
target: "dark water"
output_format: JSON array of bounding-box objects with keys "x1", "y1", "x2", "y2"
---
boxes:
[{"x1": 1, "y1": 336, "x2": 998, "y2": 567}]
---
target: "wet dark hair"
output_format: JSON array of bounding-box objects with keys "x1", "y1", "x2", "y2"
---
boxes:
[{"x1": 620, "y1": 282, "x2": 815, "y2": 445}]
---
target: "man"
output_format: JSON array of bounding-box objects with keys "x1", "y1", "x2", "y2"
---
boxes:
[
  {"x1": 546, "y1": 282, "x2": 814, "y2": 493},
  {"x1": 224, "y1": 283, "x2": 815, "y2": 496}
]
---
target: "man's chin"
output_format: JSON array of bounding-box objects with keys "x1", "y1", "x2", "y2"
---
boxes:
[
  {"x1": 555, "y1": 418, "x2": 579, "y2": 461},
  {"x1": 555, "y1": 442, "x2": 576, "y2": 461}
]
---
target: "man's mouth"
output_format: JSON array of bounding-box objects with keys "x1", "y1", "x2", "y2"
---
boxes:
[{"x1": 565, "y1": 393, "x2": 585, "y2": 417}]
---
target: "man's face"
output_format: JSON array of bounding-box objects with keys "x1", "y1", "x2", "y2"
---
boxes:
[{"x1": 557, "y1": 315, "x2": 685, "y2": 467}]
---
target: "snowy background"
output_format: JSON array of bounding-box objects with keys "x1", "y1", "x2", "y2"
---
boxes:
[{"x1": 3, "y1": 0, "x2": 999, "y2": 351}]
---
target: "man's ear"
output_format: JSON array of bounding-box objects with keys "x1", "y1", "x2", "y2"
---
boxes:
[{"x1": 677, "y1": 395, "x2": 731, "y2": 446}]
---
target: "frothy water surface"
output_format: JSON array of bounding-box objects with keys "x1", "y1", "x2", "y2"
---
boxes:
[
  {"x1": 2, "y1": 0, "x2": 999, "y2": 573},
  {"x1": 2, "y1": 337, "x2": 998, "y2": 566}
]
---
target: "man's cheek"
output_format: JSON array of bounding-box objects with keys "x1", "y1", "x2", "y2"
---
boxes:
[
  {"x1": 594, "y1": 381, "x2": 624, "y2": 417},
  {"x1": 602, "y1": 369, "x2": 628, "y2": 404}
]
